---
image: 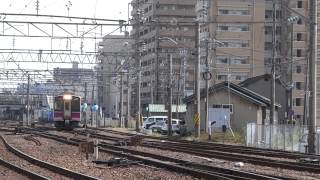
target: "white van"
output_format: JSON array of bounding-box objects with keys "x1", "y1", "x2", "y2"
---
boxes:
[
  {"x1": 142, "y1": 116, "x2": 167, "y2": 129},
  {"x1": 161, "y1": 119, "x2": 182, "y2": 134}
]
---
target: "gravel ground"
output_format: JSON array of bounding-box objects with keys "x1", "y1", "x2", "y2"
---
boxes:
[
  {"x1": 0, "y1": 164, "x2": 28, "y2": 180},
  {"x1": 56, "y1": 129, "x2": 320, "y2": 179},
  {"x1": 5, "y1": 133, "x2": 197, "y2": 180},
  {"x1": 0, "y1": 133, "x2": 70, "y2": 180},
  {"x1": 81, "y1": 129, "x2": 300, "y2": 163},
  {"x1": 127, "y1": 146, "x2": 320, "y2": 180},
  {"x1": 45, "y1": 130, "x2": 320, "y2": 179}
]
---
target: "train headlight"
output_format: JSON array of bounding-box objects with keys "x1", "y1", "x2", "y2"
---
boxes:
[{"x1": 63, "y1": 94, "x2": 72, "y2": 100}]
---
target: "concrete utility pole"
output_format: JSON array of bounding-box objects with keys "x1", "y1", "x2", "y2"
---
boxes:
[
  {"x1": 26, "y1": 74, "x2": 30, "y2": 126},
  {"x1": 204, "y1": 0, "x2": 212, "y2": 135},
  {"x1": 289, "y1": 21, "x2": 294, "y2": 123},
  {"x1": 126, "y1": 73, "x2": 130, "y2": 128},
  {"x1": 270, "y1": 0, "x2": 277, "y2": 124},
  {"x1": 195, "y1": 21, "x2": 201, "y2": 138},
  {"x1": 84, "y1": 82, "x2": 87, "y2": 102},
  {"x1": 91, "y1": 85, "x2": 94, "y2": 126},
  {"x1": 135, "y1": 6, "x2": 142, "y2": 132},
  {"x1": 287, "y1": 16, "x2": 299, "y2": 123},
  {"x1": 119, "y1": 72, "x2": 123, "y2": 128},
  {"x1": 205, "y1": 39, "x2": 209, "y2": 134},
  {"x1": 307, "y1": 0, "x2": 317, "y2": 154},
  {"x1": 168, "y1": 54, "x2": 173, "y2": 136}
]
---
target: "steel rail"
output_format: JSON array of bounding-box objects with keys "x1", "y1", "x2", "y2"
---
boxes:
[
  {"x1": 32, "y1": 132, "x2": 233, "y2": 180},
  {"x1": 0, "y1": 157, "x2": 50, "y2": 180},
  {"x1": 0, "y1": 135, "x2": 100, "y2": 180},
  {"x1": 80, "y1": 128, "x2": 320, "y2": 173},
  {"x1": 33, "y1": 131, "x2": 282, "y2": 180},
  {"x1": 88, "y1": 127, "x2": 320, "y2": 160}
]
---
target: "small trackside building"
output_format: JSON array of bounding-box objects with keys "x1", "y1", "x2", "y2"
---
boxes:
[{"x1": 183, "y1": 82, "x2": 281, "y2": 133}]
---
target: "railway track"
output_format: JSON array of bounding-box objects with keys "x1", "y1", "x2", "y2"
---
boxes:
[
  {"x1": 69, "y1": 128, "x2": 320, "y2": 174},
  {"x1": 0, "y1": 131, "x2": 100, "y2": 180},
  {"x1": 30, "y1": 130, "x2": 285, "y2": 180},
  {"x1": 5, "y1": 125, "x2": 320, "y2": 178},
  {"x1": 87, "y1": 127, "x2": 320, "y2": 161},
  {"x1": 0, "y1": 157, "x2": 50, "y2": 180}
]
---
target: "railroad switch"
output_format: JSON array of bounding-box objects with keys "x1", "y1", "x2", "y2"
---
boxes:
[
  {"x1": 14, "y1": 127, "x2": 22, "y2": 134},
  {"x1": 298, "y1": 158, "x2": 320, "y2": 165},
  {"x1": 92, "y1": 157, "x2": 140, "y2": 167}
]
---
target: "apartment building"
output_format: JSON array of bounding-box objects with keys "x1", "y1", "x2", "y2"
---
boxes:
[
  {"x1": 198, "y1": 0, "x2": 313, "y2": 124},
  {"x1": 197, "y1": 0, "x2": 265, "y2": 85},
  {"x1": 130, "y1": 0, "x2": 197, "y2": 114},
  {"x1": 268, "y1": 0, "x2": 309, "y2": 123},
  {"x1": 97, "y1": 35, "x2": 133, "y2": 118}
]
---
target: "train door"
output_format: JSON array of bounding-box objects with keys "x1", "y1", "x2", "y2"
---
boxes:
[{"x1": 64, "y1": 100, "x2": 71, "y2": 121}]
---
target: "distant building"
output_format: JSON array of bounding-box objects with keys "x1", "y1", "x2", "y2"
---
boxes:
[
  {"x1": 53, "y1": 62, "x2": 96, "y2": 103},
  {"x1": 97, "y1": 35, "x2": 134, "y2": 119},
  {"x1": 196, "y1": 0, "x2": 266, "y2": 87},
  {"x1": 130, "y1": 0, "x2": 197, "y2": 112},
  {"x1": 184, "y1": 82, "x2": 280, "y2": 133}
]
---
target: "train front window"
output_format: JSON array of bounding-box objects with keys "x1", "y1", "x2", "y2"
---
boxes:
[
  {"x1": 71, "y1": 97, "x2": 80, "y2": 111},
  {"x1": 54, "y1": 97, "x2": 63, "y2": 111},
  {"x1": 65, "y1": 102, "x2": 70, "y2": 110}
]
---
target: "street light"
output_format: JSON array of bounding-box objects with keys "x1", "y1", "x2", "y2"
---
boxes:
[{"x1": 158, "y1": 37, "x2": 178, "y2": 136}]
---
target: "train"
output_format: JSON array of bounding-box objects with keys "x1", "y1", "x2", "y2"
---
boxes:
[{"x1": 53, "y1": 91, "x2": 81, "y2": 129}]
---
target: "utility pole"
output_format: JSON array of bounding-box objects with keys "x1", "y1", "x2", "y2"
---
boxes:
[
  {"x1": 205, "y1": 39, "x2": 209, "y2": 134},
  {"x1": 307, "y1": 0, "x2": 317, "y2": 154},
  {"x1": 26, "y1": 74, "x2": 30, "y2": 126},
  {"x1": 168, "y1": 54, "x2": 173, "y2": 136},
  {"x1": 126, "y1": 73, "x2": 130, "y2": 128},
  {"x1": 195, "y1": 21, "x2": 201, "y2": 138},
  {"x1": 119, "y1": 72, "x2": 123, "y2": 128},
  {"x1": 134, "y1": 5, "x2": 142, "y2": 132},
  {"x1": 84, "y1": 82, "x2": 87, "y2": 102},
  {"x1": 91, "y1": 85, "x2": 94, "y2": 126},
  {"x1": 289, "y1": 22, "x2": 294, "y2": 123},
  {"x1": 204, "y1": 0, "x2": 212, "y2": 136},
  {"x1": 84, "y1": 82, "x2": 87, "y2": 127},
  {"x1": 270, "y1": 0, "x2": 277, "y2": 124}
]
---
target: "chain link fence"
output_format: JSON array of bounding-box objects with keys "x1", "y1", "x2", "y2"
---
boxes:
[{"x1": 246, "y1": 123, "x2": 320, "y2": 154}]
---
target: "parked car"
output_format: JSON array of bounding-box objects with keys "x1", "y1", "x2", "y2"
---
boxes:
[
  {"x1": 161, "y1": 119, "x2": 182, "y2": 134},
  {"x1": 149, "y1": 121, "x2": 166, "y2": 133},
  {"x1": 143, "y1": 117, "x2": 148, "y2": 122},
  {"x1": 142, "y1": 116, "x2": 167, "y2": 129}
]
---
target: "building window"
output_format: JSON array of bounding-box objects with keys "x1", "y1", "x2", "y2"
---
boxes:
[
  {"x1": 295, "y1": 82, "x2": 304, "y2": 90},
  {"x1": 216, "y1": 56, "x2": 249, "y2": 64},
  {"x1": 296, "y1": 65, "x2": 302, "y2": 73},
  {"x1": 218, "y1": 24, "x2": 249, "y2": 32},
  {"x1": 216, "y1": 57, "x2": 228, "y2": 64},
  {"x1": 217, "y1": 75, "x2": 227, "y2": 81},
  {"x1": 218, "y1": 8, "x2": 250, "y2": 16},
  {"x1": 293, "y1": 98, "x2": 303, "y2": 106},
  {"x1": 296, "y1": 33, "x2": 303, "y2": 41},
  {"x1": 296, "y1": 49, "x2": 302, "y2": 57},
  {"x1": 212, "y1": 104, "x2": 233, "y2": 113},
  {"x1": 221, "y1": 40, "x2": 249, "y2": 48},
  {"x1": 297, "y1": 1, "x2": 303, "y2": 8}
]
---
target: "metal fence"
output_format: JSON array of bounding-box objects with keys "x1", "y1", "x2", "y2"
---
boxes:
[{"x1": 246, "y1": 123, "x2": 320, "y2": 154}]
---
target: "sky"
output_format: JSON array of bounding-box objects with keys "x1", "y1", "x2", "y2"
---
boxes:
[
  {"x1": 0, "y1": 0, "x2": 132, "y2": 83},
  {"x1": 1, "y1": 0, "x2": 131, "y2": 21}
]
